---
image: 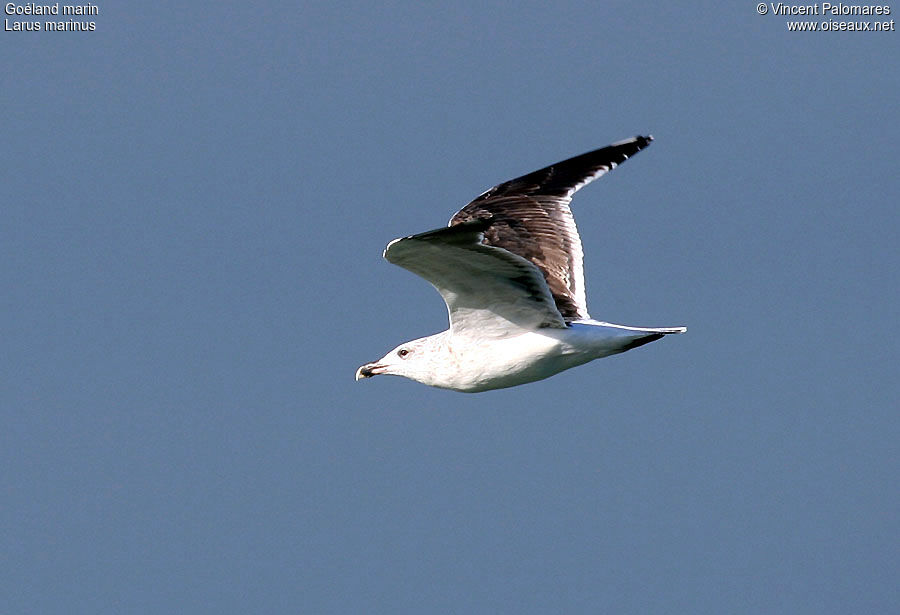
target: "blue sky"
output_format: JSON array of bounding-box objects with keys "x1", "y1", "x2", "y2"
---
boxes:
[{"x1": 2, "y1": 2, "x2": 898, "y2": 613}]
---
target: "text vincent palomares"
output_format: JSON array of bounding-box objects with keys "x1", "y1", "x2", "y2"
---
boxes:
[{"x1": 769, "y1": 2, "x2": 891, "y2": 15}]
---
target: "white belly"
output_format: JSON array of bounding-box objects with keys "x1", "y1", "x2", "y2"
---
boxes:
[{"x1": 434, "y1": 322, "x2": 651, "y2": 392}]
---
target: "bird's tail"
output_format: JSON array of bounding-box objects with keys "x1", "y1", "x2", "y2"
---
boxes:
[{"x1": 567, "y1": 320, "x2": 686, "y2": 356}]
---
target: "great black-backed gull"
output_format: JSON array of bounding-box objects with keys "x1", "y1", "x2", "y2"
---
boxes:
[{"x1": 355, "y1": 136, "x2": 685, "y2": 392}]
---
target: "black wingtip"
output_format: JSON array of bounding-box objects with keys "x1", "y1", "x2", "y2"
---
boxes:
[
  {"x1": 621, "y1": 333, "x2": 665, "y2": 351},
  {"x1": 633, "y1": 135, "x2": 653, "y2": 150}
]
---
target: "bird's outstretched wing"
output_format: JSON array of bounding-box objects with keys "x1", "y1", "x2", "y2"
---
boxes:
[
  {"x1": 384, "y1": 219, "x2": 567, "y2": 337},
  {"x1": 450, "y1": 136, "x2": 654, "y2": 321}
]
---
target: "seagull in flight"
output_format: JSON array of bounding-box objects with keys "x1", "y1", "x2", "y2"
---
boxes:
[{"x1": 356, "y1": 136, "x2": 685, "y2": 392}]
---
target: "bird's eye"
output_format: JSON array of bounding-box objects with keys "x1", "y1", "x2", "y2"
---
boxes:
[{"x1": 398, "y1": 349, "x2": 410, "y2": 358}]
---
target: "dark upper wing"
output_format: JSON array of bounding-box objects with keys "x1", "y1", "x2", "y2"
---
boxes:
[{"x1": 449, "y1": 136, "x2": 653, "y2": 321}]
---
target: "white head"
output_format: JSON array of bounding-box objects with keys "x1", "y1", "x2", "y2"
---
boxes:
[{"x1": 355, "y1": 334, "x2": 446, "y2": 387}]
